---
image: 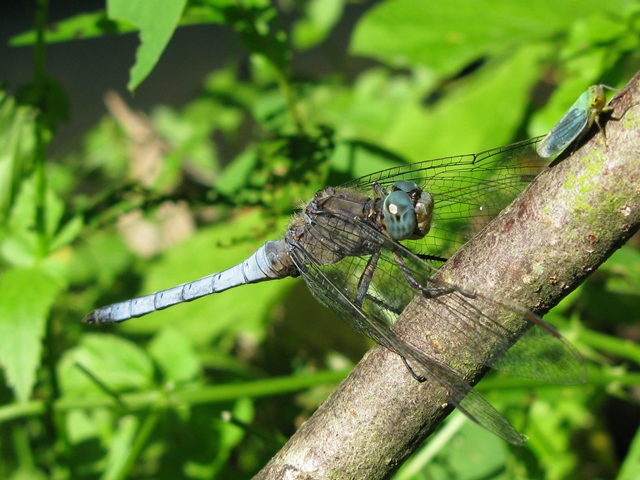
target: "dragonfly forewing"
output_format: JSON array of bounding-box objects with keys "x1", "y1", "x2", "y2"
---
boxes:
[
  {"x1": 287, "y1": 219, "x2": 528, "y2": 445},
  {"x1": 299, "y1": 203, "x2": 585, "y2": 380},
  {"x1": 344, "y1": 136, "x2": 547, "y2": 259},
  {"x1": 284, "y1": 195, "x2": 585, "y2": 443}
]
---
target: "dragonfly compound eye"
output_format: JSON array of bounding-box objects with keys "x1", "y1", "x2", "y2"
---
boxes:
[
  {"x1": 383, "y1": 190, "x2": 417, "y2": 240},
  {"x1": 414, "y1": 191, "x2": 434, "y2": 238},
  {"x1": 391, "y1": 180, "x2": 421, "y2": 194}
]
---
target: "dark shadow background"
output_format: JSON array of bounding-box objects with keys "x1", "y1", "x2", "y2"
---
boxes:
[{"x1": 0, "y1": 1, "x2": 374, "y2": 155}]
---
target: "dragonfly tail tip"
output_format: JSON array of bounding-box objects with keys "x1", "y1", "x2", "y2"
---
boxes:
[{"x1": 82, "y1": 311, "x2": 112, "y2": 325}]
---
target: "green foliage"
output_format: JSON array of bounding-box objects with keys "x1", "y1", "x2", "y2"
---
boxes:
[
  {"x1": 351, "y1": 0, "x2": 632, "y2": 75},
  {"x1": 0, "y1": 267, "x2": 61, "y2": 402},
  {"x1": 108, "y1": 0, "x2": 189, "y2": 92},
  {"x1": 2, "y1": 0, "x2": 640, "y2": 478}
]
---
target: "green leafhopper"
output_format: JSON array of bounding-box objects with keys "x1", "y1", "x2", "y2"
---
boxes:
[{"x1": 537, "y1": 84, "x2": 617, "y2": 158}]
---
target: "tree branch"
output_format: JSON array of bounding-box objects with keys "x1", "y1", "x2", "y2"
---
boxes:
[{"x1": 254, "y1": 70, "x2": 640, "y2": 480}]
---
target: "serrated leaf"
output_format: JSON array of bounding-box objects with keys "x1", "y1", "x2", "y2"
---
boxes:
[
  {"x1": 1, "y1": 176, "x2": 77, "y2": 266},
  {"x1": 0, "y1": 267, "x2": 61, "y2": 402},
  {"x1": 0, "y1": 91, "x2": 36, "y2": 223},
  {"x1": 108, "y1": 0, "x2": 188, "y2": 91}
]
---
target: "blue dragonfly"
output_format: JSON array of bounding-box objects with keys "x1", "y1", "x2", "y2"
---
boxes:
[{"x1": 83, "y1": 136, "x2": 586, "y2": 445}]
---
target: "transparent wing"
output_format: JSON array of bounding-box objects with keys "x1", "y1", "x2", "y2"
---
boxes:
[
  {"x1": 288, "y1": 207, "x2": 585, "y2": 384},
  {"x1": 537, "y1": 107, "x2": 588, "y2": 158},
  {"x1": 287, "y1": 225, "x2": 527, "y2": 445},
  {"x1": 287, "y1": 207, "x2": 586, "y2": 442},
  {"x1": 342, "y1": 136, "x2": 549, "y2": 259}
]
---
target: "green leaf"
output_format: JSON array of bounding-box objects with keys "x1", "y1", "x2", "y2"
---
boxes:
[
  {"x1": 619, "y1": 426, "x2": 640, "y2": 480},
  {"x1": 16, "y1": 76, "x2": 70, "y2": 131},
  {"x1": 213, "y1": 149, "x2": 259, "y2": 198},
  {"x1": 7, "y1": 466, "x2": 49, "y2": 480},
  {"x1": 0, "y1": 267, "x2": 61, "y2": 402},
  {"x1": 599, "y1": 246, "x2": 640, "y2": 295},
  {"x1": 511, "y1": 386, "x2": 593, "y2": 477},
  {"x1": 1, "y1": 175, "x2": 78, "y2": 266},
  {"x1": 307, "y1": 47, "x2": 542, "y2": 167},
  {"x1": 58, "y1": 334, "x2": 155, "y2": 397},
  {"x1": 0, "y1": 91, "x2": 36, "y2": 224},
  {"x1": 9, "y1": 5, "x2": 237, "y2": 47},
  {"x1": 328, "y1": 138, "x2": 410, "y2": 184},
  {"x1": 396, "y1": 413, "x2": 510, "y2": 480},
  {"x1": 297, "y1": 57, "x2": 544, "y2": 193},
  {"x1": 68, "y1": 231, "x2": 133, "y2": 289},
  {"x1": 102, "y1": 414, "x2": 139, "y2": 480},
  {"x1": 9, "y1": 11, "x2": 137, "y2": 45},
  {"x1": 220, "y1": 2, "x2": 290, "y2": 76},
  {"x1": 384, "y1": 45, "x2": 547, "y2": 159},
  {"x1": 65, "y1": 408, "x2": 114, "y2": 445},
  {"x1": 107, "y1": 0, "x2": 188, "y2": 91},
  {"x1": 350, "y1": 0, "x2": 627, "y2": 76},
  {"x1": 148, "y1": 327, "x2": 201, "y2": 384},
  {"x1": 209, "y1": 398, "x2": 255, "y2": 475},
  {"x1": 292, "y1": 0, "x2": 345, "y2": 50},
  {"x1": 50, "y1": 215, "x2": 83, "y2": 252}
]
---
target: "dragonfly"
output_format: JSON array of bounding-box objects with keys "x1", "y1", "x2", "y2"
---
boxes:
[{"x1": 83, "y1": 135, "x2": 586, "y2": 445}]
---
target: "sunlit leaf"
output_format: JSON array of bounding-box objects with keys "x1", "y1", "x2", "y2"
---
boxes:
[
  {"x1": 0, "y1": 267, "x2": 61, "y2": 402},
  {"x1": 292, "y1": 0, "x2": 345, "y2": 50},
  {"x1": 108, "y1": 0, "x2": 188, "y2": 91},
  {"x1": 59, "y1": 334, "x2": 155, "y2": 397},
  {"x1": 0, "y1": 91, "x2": 36, "y2": 223},
  {"x1": 148, "y1": 327, "x2": 201, "y2": 384},
  {"x1": 619, "y1": 425, "x2": 640, "y2": 480},
  {"x1": 350, "y1": 0, "x2": 628, "y2": 76}
]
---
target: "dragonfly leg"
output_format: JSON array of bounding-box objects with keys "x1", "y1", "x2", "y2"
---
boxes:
[
  {"x1": 415, "y1": 253, "x2": 448, "y2": 263},
  {"x1": 401, "y1": 356, "x2": 426, "y2": 382},
  {"x1": 363, "y1": 293, "x2": 402, "y2": 315},
  {"x1": 354, "y1": 250, "x2": 434, "y2": 382},
  {"x1": 355, "y1": 250, "x2": 381, "y2": 306},
  {"x1": 392, "y1": 251, "x2": 477, "y2": 300}
]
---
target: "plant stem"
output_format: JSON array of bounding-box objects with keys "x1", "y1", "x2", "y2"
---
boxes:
[{"x1": 33, "y1": 0, "x2": 49, "y2": 256}]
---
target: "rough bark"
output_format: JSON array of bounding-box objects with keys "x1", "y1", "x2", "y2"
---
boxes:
[{"x1": 254, "y1": 71, "x2": 640, "y2": 480}]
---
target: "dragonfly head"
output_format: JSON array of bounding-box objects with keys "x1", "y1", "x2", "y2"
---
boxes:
[{"x1": 383, "y1": 181, "x2": 434, "y2": 240}]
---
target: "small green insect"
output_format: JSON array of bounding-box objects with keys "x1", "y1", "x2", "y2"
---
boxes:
[{"x1": 537, "y1": 84, "x2": 617, "y2": 158}]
